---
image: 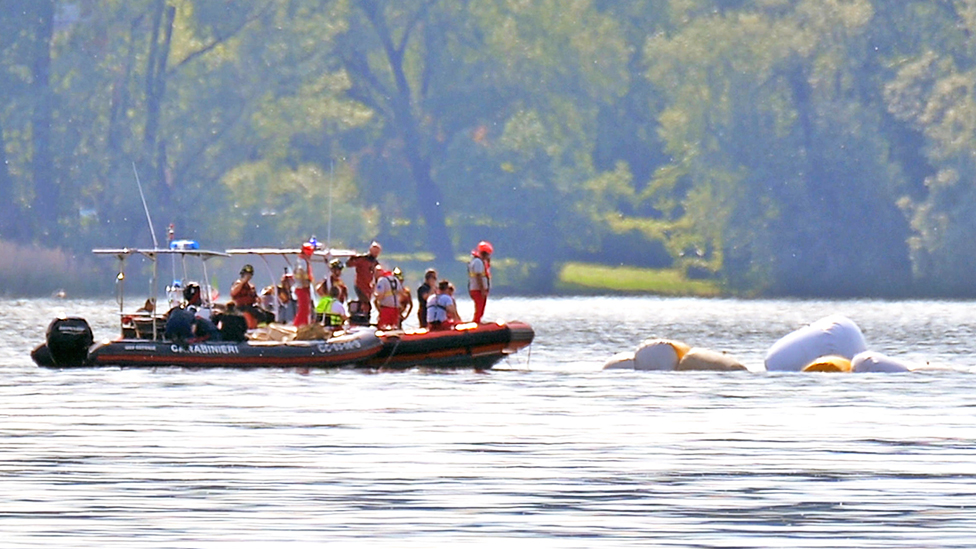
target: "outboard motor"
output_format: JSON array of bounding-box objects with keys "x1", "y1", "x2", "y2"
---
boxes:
[{"x1": 46, "y1": 317, "x2": 94, "y2": 366}]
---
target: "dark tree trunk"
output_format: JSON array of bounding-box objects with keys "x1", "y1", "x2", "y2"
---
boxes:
[
  {"x1": 0, "y1": 117, "x2": 24, "y2": 241},
  {"x1": 360, "y1": 0, "x2": 454, "y2": 260},
  {"x1": 143, "y1": 0, "x2": 165, "y2": 151},
  {"x1": 29, "y1": 0, "x2": 56, "y2": 238},
  {"x1": 144, "y1": 2, "x2": 176, "y2": 218}
]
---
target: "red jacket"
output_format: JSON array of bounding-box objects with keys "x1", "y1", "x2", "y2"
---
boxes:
[{"x1": 346, "y1": 254, "x2": 379, "y2": 293}]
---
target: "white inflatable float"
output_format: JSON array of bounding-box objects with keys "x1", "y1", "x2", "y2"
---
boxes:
[
  {"x1": 765, "y1": 315, "x2": 868, "y2": 372},
  {"x1": 850, "y1": 351, "x2": 912, "y2": 373},
  {"x1": 633, "y1": 339, "x2": 690, "y2": 371}
]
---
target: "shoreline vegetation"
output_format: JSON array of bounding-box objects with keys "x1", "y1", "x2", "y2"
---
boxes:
[
  {"x1": 0, "y1": 240, "x2": 722, "y2": 299},
  {"x1": 556, "y1": 263, "x2": 722, "y2": 297}
]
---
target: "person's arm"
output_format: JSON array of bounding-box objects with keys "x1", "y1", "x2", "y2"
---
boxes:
[
  {"x1": 399, "y1": 290, "x2": 413, "y2": 319},
  {"x1": 230, "y1": 280, "x2": 244, "y2": 298},
  {"x1": 447, "y1": 299, "x2": 461, "y2": 322}
]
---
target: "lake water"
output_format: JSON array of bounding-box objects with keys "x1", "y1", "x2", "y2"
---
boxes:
[{"x1": 3, "y1": 296, "x2": 976, "y2": 548}]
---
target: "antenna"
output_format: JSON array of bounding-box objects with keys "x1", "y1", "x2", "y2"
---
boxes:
[
  {"x1": 132, "y1": 162, "x2": 159, "y2": 249},
  {"x1": 327, "y1": 159, "x2": 334, "y2": 252}
]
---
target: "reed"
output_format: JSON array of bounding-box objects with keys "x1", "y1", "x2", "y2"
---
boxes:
[{"x1": 0, "y1": 240, "x2": 105, "y2": 297}]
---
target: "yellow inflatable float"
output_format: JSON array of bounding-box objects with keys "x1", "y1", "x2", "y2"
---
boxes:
[
  {"x1": 676, "y1": 348, "x2": 748, "y2": 372},
  {"x1": 801, "y1": 355, "x2": 852, "y2": 373}
]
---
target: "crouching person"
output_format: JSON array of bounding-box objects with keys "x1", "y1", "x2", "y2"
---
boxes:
[
  {"x1": 315, "y1": 285, "x2": 348, "y2": 332},
  {"x1": 165, "y1": 283, "x2": 220, "y2": 344}
]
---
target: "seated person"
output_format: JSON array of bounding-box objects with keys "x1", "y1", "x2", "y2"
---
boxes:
[
  {"x1": 135, "y1": 298, "x2": 156, "y2": 314},
  {"x1": 426, "y1": 280, "x2": 461, "y2": 331},
  {"x1": 212, "y1": 302, "x2": 248, "y2": 342},
  {"x1": 315, "y1": 285, "x2": 348, "y2": 330}
]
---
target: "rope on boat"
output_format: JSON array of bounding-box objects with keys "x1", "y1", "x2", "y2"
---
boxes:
[{"x1": 378, "y1": 333, "x2": 403, "y2": 369}]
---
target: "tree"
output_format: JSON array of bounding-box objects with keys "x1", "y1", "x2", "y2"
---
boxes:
[
  {"x1": 883, "y1": 2, "x2": 976, "y2": 294},
  {"x1": 641, "y1": 0, "x2": 914, "y2": 295}
]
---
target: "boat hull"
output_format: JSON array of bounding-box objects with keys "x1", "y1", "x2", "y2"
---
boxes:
[
  {"x1": 36, "y1": 330, "x2": 383, "y2": 369},
  {"x1": 366, "y1": 321, "x2": 535, "y2": 369},
  {"x1": 32, "y1": 319, "x2": 535, "y2": 370}
]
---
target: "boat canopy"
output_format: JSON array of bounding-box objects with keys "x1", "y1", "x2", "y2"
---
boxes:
[
  {"x1": 224, "y1": 247, "x2": 358, "y2": 260},
  {"x1": 93, "y1": 246, "x2": 230, "y2": 339},
  {"x1": 224, "y1": 247, "x2": 358, "y2": 320},
  {"x1": 93, "y1": 247, "x2": 229, "y2": 260}
]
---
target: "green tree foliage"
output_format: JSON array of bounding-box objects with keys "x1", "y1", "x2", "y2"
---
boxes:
[
  {"x1": 883, "y1": 2, "x2": 976, "y2": 293},
  {"x1": 4, "y1": 0, "x2": 976, "y2": 296},
  {"x1": 643, "y1": 0, "x2": 914, "y2": 295}
]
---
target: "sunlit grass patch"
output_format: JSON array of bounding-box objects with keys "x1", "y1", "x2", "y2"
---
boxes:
[{"x1": 557, "y1": 262, "x2": 723, "y2": 297}]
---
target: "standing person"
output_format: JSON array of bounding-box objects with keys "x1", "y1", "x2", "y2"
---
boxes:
[
  {"x1": 276, "y1": 270, "x2": 297, "y2": 324},
  {"x1": 327, "y1": 259, "x2": 348, "y2": 303},
  {"x1": 231, "y1": 264, "x2": 263, "y2": 329},
  {"x1": 346, "y1": 241, "x2": 382, "y2": 319},
  {"x1": 467, "y1": 241, "x2": 493, "y2": 323},
  {"x1": 426, "y1": 280, "x2": 461, "y2": 331},
  {"x1": 416, "y1": 268, "x2": 437, "y2": 328},
  {"x1": 294, "y1": 240, "x2": 319, "y2": 326},
  {"x1": 394, "y1": 267, "x2": 413, "y2": 324},
  {"x1": 373, "y1": 268, "x2": 403, "y2": 330}
]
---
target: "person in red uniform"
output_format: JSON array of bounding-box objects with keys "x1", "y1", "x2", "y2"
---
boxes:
[
  {"x1": 373, "y1": 269, "x2": 402, "y2": 330},
  {"x1": 467, "y1": 241, "x2": 492, "y2": 323},
  {"x1": 293, "y1": 242, "x2": 316, "y2": 327},
  {"x1": 346, "y1": 241, "x2": 381, "y2": 319}
]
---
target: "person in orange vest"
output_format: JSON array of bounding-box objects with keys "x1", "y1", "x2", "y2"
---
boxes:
[
  {"x1": 231, "y1": 264, "x2": 265, "y2": 329},
  {"x1": 467, "y1": 241, "x2": 492, "y2": 323}
]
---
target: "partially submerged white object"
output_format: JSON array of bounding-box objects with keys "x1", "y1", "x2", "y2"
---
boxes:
[
  {"x1": 633, "y1": 339, "x2": 690, "y2": 371},
  {"x1": 850, "y1": 350, "x2": 912, "y2": 373},
  {"x1": 764, "y1": 315, "x2": 868, "y2": 372}
]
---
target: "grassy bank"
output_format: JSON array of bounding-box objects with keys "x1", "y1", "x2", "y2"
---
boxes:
[{"x1": 556, "y1": 262, "x2": 723, "y2": 297}]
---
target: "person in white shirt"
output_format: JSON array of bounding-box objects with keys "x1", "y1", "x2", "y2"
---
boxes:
[
  {"x1": 426, "y1": 280, "x2": 461, "y2": 331},
  {"x1": 467, "y1": 241, "x2": 493, "y2": 323}
]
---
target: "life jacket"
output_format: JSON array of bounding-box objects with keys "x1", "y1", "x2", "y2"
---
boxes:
[
  {"x1": 426, "y1": 294, "x2": 452, "y2": 324},
  {"x1": 377, "y1": 275, "x2": 400, "y2": 308},
  {"x1": 231, "y1": 280, "x2": 258, "y2": 307},
  {"x1": 315, "y1": 296, "x2": 343, "y2": 326},
  {"x1": 468, "y1": 256, "x2": 491, "y2": 291}
]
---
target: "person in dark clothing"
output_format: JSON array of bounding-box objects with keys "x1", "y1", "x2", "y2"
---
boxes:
[
  {"x1": 416, "y1": 268, "x2": 437, "y2": 328},
  {"x1": 166, "y1": 282, "x2": 221, "y2": 343}
]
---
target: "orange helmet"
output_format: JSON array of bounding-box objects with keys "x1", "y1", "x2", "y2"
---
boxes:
[{"x1": 477, "y1": 241, "x2": 493, "y2": 255}]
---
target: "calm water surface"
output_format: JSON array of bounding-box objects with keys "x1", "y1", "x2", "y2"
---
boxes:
[{"x1": 2, "y1": 296, "x2": 976, "y2": 548}]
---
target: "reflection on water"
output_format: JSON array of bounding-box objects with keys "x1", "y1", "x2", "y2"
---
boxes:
[{"x1": 1, "y1": 297, "x2": 976, "y2": 547}]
